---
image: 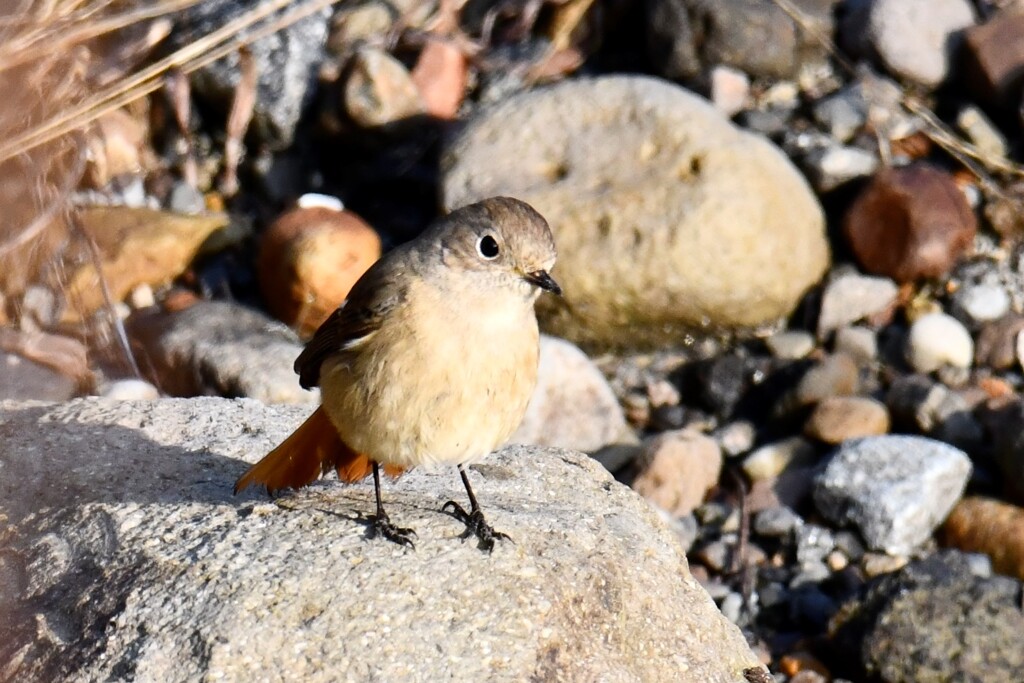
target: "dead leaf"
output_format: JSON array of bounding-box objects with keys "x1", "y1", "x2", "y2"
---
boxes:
[{"x1": 62, "y1": 206, "x2": 228, "y2": 323}]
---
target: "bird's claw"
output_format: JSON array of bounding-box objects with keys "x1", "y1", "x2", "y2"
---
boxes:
[
  {"x1": 441, "y1": 501, "x2": 511, "y2": 553},
  {"x1": 372, "y1": 514, "x2": 417, "y2": 549}
]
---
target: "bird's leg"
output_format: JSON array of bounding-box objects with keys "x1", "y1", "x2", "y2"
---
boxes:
[
  {"x1": 442, "y1": 465, "x2": 511, "y2": 552},
  {"x1": 371, "y1": 462, "x2": 416, "y2": 548}
]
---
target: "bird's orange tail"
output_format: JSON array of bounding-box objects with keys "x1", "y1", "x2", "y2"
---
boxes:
[{"x1": 234, "y1": 406, "x2": 403, "y2": 495}]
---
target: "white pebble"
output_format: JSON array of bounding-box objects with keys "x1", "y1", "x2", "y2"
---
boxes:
[
  {"x1": 100, "y1": 379, "x2": 160, "y2": 400},
  {"x1": 953, "y1": 284, "x2": 1010, "y2": 325},
  {"x1": 766, "y1": 330, "x2": 816, "y2": 360},
  {"x1": 906, "y1": 312, "x2": 974, "y2": 373}
]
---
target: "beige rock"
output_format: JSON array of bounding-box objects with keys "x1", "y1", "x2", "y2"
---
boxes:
[
  {"x1": 0, "y1": 398, "x2": 762, "y2": 683},
  {"x1": 743, "y1": 436, "x2": 818, "y2": 481},
  {"x1": 804, "y1": 396, "x2": 891, "y2": 444},
  {"x1": 442, "y1": 75, "x2": 830, "y2": 349},
  {"x1": 510, "y1": 335, "x2": 632, "y2": 452},
  {"x1": 632, "y1": 429, "x2": 723, "y2": 516},
  {"x1": 344, "y1": 47, "x2": 424, "y2": 127}
]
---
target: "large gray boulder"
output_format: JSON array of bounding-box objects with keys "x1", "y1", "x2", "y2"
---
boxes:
[
  {"x1": 0, "y1": 398, "x2": 763, "y2": 682},
  {"x1": 442, "y1": 75, "x2": 830, "y2": 349}
]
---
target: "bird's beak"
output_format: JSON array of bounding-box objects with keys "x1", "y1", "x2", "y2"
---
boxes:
[{"x1": 523, "y1": 269, "x2": 562, "y2": 296}]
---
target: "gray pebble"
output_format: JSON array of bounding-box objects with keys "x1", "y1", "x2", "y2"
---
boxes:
[
  {"x1": 796, "y1": 524, "x2": 836, "y2": 566},
  {"x1": 952, "y1": 283, "x2": 1011, "y2": 326},
  {"x1": 834, "y1": 326, "x2": 878, "y2": 363},
  {"x1": 813, "y1": 87, "x2": 867, "y2": 141},
  {"x1": 965, "y1": 552, "x2": 993, "y2": 578},
  {"x1": 803, "y1": 144, "x2": 879, "y2": 192},
  {"x1": 754, "y1": 507, "x2": 803, "y2": 538}
]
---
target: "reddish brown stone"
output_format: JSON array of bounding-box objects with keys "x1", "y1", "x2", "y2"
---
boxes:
[
  {"x1": 962, "y1": 7, "x2": 1024, "y2": 109},
  {"x1": 843, "y1": 163, "x2": 977, "y2": 283},
  {"x1": 258, "y1": 205, "x2": 381, "y2": 338}
]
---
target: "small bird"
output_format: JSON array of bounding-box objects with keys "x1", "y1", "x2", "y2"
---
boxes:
[{"x1": 235, "y1": 196, "x2": 560, "y2": 551}]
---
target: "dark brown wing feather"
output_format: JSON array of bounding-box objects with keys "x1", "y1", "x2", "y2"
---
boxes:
[{"x1": 294, "y1": 254, "x2": 412, "y2": 389}]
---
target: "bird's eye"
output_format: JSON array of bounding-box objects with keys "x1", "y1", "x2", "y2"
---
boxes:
[{"x1": 477, "y1": 234, "x2": 500, "y2": 259}]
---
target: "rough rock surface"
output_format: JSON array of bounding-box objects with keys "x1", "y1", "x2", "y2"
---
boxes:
[
  {"x1": 829, "y1": 551, "x2": 1024, "y2": 682},
  {"x1": 0, "y1": 398, "x2": 762, "y2": 683},
  {"x1": 442, "y1": 75, "x2": 830, "y2": 349},
  {"x1": 510, "y1": 335, "x2": 632, "y2": 452},
  {"x1": 814, "y1": 435, "x2": 971, "y2": 554}
]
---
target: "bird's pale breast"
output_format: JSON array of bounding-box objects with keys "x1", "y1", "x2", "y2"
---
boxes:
[{"x1": 319, "y1": 279, "x2": 540, "y2": 468}]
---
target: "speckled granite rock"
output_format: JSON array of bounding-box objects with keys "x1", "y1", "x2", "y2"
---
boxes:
[{"x1": 0, "y1": 398, "x2": 762, "y2": 683}]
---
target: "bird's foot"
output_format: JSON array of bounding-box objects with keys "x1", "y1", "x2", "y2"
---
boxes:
[
  {"x1": 371, "y1": 513, "x2": 417, "y2": 549},
  {"x1": 441, "y1": 501, "x2": 511, "y2": 553}
]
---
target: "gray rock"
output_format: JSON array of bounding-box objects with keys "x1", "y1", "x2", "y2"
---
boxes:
[
  {"x1": 0, "y1": 398, "x2": 761, "y2": 683},
  {"x1": 442, "y1": 75, "x2": 830, "y2": 348},
  {"x1": 951, "y1": 283, "x2": 1011, "y2": 327},
  {"x1": 753, "y1": 506, "x2": 803, "y2": 538},
  {"x1": 817, "y1": 272, "x2": 898, "y2": 338},
  {"x1": 126, "y1": 300, "x2": 318, "y2": 404},
  {"x1": 833, "y1": 325, "x2": 878, "y2": 363},
  {"x1": 865, "y1": 0, "x2": 976, "y2": 87},
  {"x1": 829, "y1": 551, "x2": 1024, "y2": 682},
  {"x1": 796, "y1": 524, "x2": 836, "y2": 566},
  {"x1": 645, "y1": 0, "x2": 840, "y2": 80},
  {"x1": 0, "y1": 351, "x2": 78, "y2": 401},
  {"x1": 510, "y1": 335, "x2": 631, "y2": 452},
  {"x1": 814, "y1": 435, "x2": 971, "y2": 554},
  {"x1": 802, "y1": 145, "x2": 879, "y2": 192},
  {"x1": 166, "y1": 181, "x2": 205, "y2": 215},
  {"x1": 812, "y1": 87, "x2": 868, "y2": 141},
  {"x1": 174, "y1": 1, "x2": 331, "y2": 147}
]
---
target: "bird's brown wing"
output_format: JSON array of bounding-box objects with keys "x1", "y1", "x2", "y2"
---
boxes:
[{"x1": 294, "y1": 257, "x2": 411, "y2": 390}]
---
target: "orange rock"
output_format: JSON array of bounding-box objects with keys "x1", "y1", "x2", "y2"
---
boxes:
[
  {"x1": 977, "y1": 375, "x2": 1015, "y2": 400},
  {"x1": 258, "y1": 202, "x2": 380, "y2": 338},
  {"x1": 942, "y1": 496, "x2": 1024, "y2": 580},
  {"x1": 778, "y1": 651, "x2": 831, "y2": 677},
  {"x1": 411, "y1": 39, "x2": 467, "y2": 120}
]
